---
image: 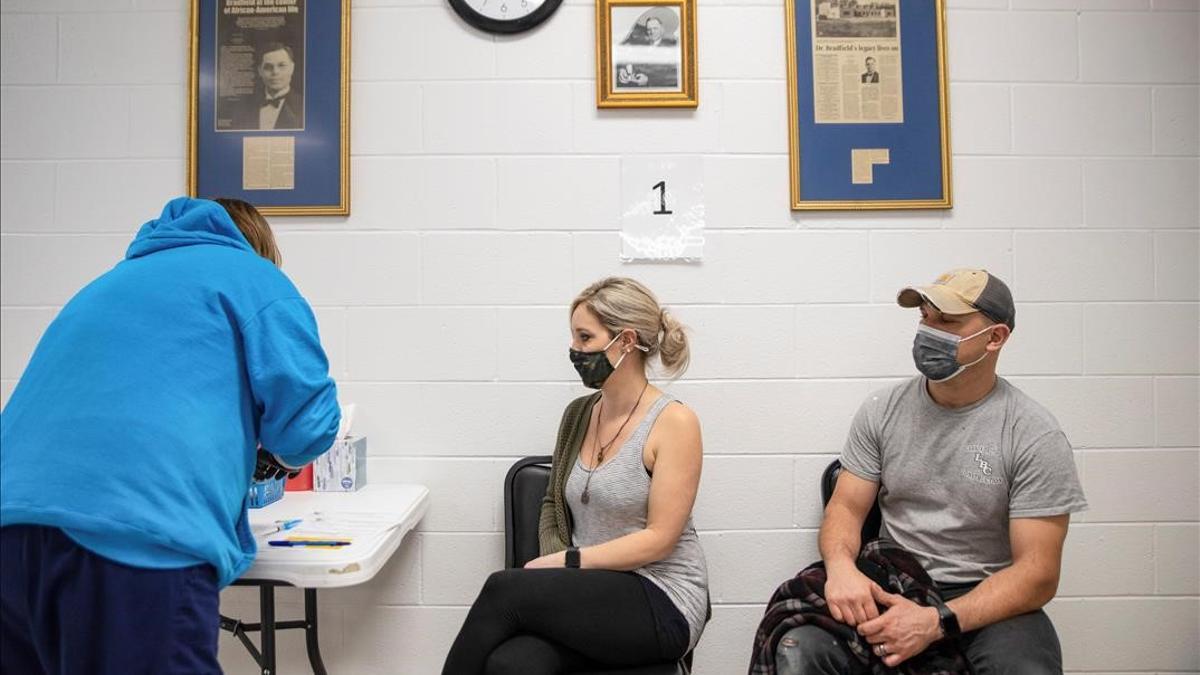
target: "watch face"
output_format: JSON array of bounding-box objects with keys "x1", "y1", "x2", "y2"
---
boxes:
[{"x1": 448, "y1": 0, "x2": 564, "y2": 34}]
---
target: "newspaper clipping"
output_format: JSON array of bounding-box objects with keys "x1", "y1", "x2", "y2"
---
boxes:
[
  {"x1": 242, "y1": 136, "x2": 295, "y2": 190},
  {"x1": 810, "y1": 0, "x2": 902, "y2": 124},
  {"x1": 216, "y1": 0, "x2": 306, "y2": 132}
]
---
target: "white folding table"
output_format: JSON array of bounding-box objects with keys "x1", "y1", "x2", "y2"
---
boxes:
[{"x1": 220, "y1": 484, "x2": 429, "y2": 675}]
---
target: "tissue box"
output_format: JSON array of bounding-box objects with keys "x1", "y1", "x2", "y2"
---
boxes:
[
  {"x1": 248, "y1": 476, "x2": 285, "y2": 508},
  {"x1": 314, "y1": 436, "x2": 367, "y2": 492}
]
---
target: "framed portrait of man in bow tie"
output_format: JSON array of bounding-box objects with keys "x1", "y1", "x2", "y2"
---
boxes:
[
  {"x1": 189, "y1": 0, "x2": 350, "y2": 215},
  {"x1": 212, "y1": 2, "x2": 306, "y2": 131}
]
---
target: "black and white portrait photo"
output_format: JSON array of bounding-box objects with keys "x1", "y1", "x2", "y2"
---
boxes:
[
  {"x1": 232, "y1": 42, "x2": 303, "y2": 130},
  {"x1": 596, "y1": 0, "x2": 696, "y2": 107},
  {"x1": 861, "y1": 56, "x2": 880, "y2": 83},
  {"x1": 215, "y1": 0, "x2": 306, "y2": 132},
  {"x1": 610, "y1": 5, "x2": 683, "y2": 92}
]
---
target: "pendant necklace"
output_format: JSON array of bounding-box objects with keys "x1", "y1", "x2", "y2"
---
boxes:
[{"x1": 581, "y1": 381, "x2": 649, "y2": 505}]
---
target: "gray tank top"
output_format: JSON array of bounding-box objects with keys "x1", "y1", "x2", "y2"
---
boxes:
[{"x1": 564, "y1": 393, "x2": 709, "y2": 651}]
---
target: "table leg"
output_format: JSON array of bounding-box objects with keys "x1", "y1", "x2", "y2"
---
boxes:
[
  {"x1": 304, "y1": 588, "x2": 328, "y2": 675},
  {"x1": 220, "y1": 613, "x2": 264, "y2": 666},
  {"x1": 259, "y1": 585, "x2": 277, "y2": 675}
]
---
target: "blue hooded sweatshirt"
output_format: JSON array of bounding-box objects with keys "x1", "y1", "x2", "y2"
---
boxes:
[{"x1": 0, "y1": 197, "x2": 340, "y2": 587}]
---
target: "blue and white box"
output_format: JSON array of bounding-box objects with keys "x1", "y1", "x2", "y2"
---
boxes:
[{"x1": 314, "y1": 436, "x2": 367, "y2": 492}]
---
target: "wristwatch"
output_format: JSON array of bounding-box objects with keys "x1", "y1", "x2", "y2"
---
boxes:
[
  {"x1": 565, "y1": 546, "x2": 581, "y2": 569},
  {"x1": 936, "y1": 603, "x2": 961, "y2": 638}
]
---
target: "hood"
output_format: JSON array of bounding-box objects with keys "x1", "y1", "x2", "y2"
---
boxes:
[{"x1": 126, "y1": 197, "x2": 256, "y2": 260}]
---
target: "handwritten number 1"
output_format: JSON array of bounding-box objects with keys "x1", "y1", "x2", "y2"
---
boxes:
[{"x1": 652, "y1": 181, "x2": 672, "y2": 215}]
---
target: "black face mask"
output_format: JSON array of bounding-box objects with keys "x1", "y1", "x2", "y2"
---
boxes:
[{"x1": 569, "y1": 334, "x2": 624, "y2": 390}]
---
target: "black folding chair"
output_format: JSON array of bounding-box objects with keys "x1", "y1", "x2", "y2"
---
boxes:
[
  {"x1": 820, "y1": 458, "x2": 883, "y2": 542},
  {"x1": 504, "y1": 456, "x2": 700, "y2": 675},
  {"x1": 504, "y1": 455, "x2": 554, "y2": 569}
]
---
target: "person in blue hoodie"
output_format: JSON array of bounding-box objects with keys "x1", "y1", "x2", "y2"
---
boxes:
[{"x1": 0, "y1": 197, "x2": 340, "y2": 674}]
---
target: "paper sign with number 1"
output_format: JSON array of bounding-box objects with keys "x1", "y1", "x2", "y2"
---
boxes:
[{"x1": 619, "y1": 156, "x2": 705, "y2": 262}]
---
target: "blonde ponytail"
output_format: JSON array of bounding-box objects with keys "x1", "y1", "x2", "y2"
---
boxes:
[{"x1": 657, "y1": 307, "x2": 690, "y2": 377}]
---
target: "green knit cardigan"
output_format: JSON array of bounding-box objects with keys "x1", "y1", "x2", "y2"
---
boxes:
[{"x1": 537, "y1": 392, "x2": 601, "y2": 555}]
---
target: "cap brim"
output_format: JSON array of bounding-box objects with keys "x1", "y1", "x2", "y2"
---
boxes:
[{"x1": 897, "y1": 285, "x2": 977, "y2": 315}]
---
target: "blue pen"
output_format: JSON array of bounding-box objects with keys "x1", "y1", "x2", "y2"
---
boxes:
[
  {"x1": 264, "y1": 518, "x2": 303, "y2": 536},
  {"x1": 268, "y1": 540, "x2": 351, "y2": 547}
]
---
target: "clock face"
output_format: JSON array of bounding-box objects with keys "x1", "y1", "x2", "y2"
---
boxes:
[{"x1": 448, "y1": 0, "x2": 563, "y2": 34}]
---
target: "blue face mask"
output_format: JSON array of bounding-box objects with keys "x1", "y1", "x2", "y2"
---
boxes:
[{"x1": 912, "y1": 324, "x2": 994, "y2": 382}]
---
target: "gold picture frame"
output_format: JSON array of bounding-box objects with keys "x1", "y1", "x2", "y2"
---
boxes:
[
  {"x1": 596, "y1": 0, "x2": 698, "y2": 109},
  {"x1": 187, "y1": 0, "x2": 351, "y2": 216},
  {"x1": 784, "y1": 0, "x2": 951, "y2": 210}
]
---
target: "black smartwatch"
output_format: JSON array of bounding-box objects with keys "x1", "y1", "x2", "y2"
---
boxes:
[
  {"x1": 936, "y1": 603, "x2": 961, "y2": 638},
  {"x1": 565, "y1": 546, "x2": 581, "y2": 569}
]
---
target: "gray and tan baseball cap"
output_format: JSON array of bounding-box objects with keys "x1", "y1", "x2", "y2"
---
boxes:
[{"x1": 897, "y1": 268, "x2": 1015, "y2": 330}]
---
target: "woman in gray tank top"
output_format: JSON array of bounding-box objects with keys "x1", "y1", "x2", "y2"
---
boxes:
[{"x1": 443, "y1": 277, "x2": 709, "y2": 674}]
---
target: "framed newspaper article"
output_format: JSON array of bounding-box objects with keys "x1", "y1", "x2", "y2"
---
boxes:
[
  {"x1": 596, "y1": 0, "x2": 698, "y2": 109},
  {"x1": 785, "y1": 0, "x2": 951, "y2": 210},
  {"x1": 188, "y1": 0, "x2": 350, "y2": 216}
]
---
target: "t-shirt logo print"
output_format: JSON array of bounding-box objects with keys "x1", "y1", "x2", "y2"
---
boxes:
[
  {"x1": 973, "y1": 452, "x2": 993, "y2": 476},
  {"x1": 961, "y1": 444, "x2": 1003, "y2": 485}
]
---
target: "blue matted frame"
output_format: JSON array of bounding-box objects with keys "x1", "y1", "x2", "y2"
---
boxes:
[
  {"x1": 187, "y1": 0, "x2": 350, "y2": 216},
  {"x1": 785, "y1": 0, "x2": 951, "y2": 210}
]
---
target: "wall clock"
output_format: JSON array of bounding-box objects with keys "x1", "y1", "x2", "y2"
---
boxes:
[{"x1": 448, "y1": 0, "x2": 563, "y2": 33}]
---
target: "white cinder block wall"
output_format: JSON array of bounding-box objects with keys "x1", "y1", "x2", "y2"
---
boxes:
[{"x1": 1, "y1": 0, "x2": 1197, "y2": 672}]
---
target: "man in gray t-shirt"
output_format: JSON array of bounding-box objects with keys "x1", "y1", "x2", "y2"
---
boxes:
[
  {"x1": 775, "y1": 268, "x2": 1087, "y2": 675},
  {"x1": 841, "y1": 376, "x2": 1087, "y2": 585}
]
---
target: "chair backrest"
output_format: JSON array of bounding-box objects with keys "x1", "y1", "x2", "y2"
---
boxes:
[
  {"x1": 504, "y1": 455, "x2": 553, "y2": 569},
  {"x1": 820, "y1": 459, "x2": 883, "y2": 543}
]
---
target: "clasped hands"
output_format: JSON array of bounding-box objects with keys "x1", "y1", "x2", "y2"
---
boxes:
[{"x1": 825, "y1": 567, "x2": 943, "y2": 668}]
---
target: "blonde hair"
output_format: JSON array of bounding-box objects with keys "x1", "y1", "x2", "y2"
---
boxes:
[
  {"x1": 215, "y1": 197, "x2": 282, "y2": 266},
  {"x1": 571, "y1": 277, "x2": 690, "y2": 377}
]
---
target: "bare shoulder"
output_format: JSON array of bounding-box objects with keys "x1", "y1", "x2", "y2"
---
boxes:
[
  {"x1": 649, "y1": 401, "x2": 702, "y2": 455},
  {"x1": 646, "y1": 401, "x2": 702, "y2": 473},
  {"x1": 658, "y1": 400, "x2": 700, "y2": 434}
]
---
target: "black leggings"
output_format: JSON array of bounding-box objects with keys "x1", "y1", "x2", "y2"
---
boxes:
[{"x1": 442, "y1": 568, "x2": 689, "y2": 675}]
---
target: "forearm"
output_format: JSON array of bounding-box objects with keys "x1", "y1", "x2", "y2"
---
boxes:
[
  {"x1": 947, "y1": 563, "x2": 1058, "y2": 633},
  {"x1": 579, "y1": 528, "x2": 677, "y2": 571},
  {"x1": 265, "y1": 383, "x2": 340, "y2": 467},
  {"x1": 819, "y1": 505, "x2": 864, "y2": 572}
]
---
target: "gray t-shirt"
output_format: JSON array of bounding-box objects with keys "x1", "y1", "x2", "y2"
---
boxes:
[{"x1": 840, "y1": 376, "x2": 1088, "y2": 584}]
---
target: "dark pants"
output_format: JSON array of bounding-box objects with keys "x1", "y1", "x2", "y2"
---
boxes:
[
  {"x1": 442, "y1": 568, "x2": 690, "y2": 675},
  {"x1": 774, "y1": 609, "x2": 1062, "y2": 675},
  {"x1": 0, "y1": 525, "x2": 221, "y2": 675}
]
